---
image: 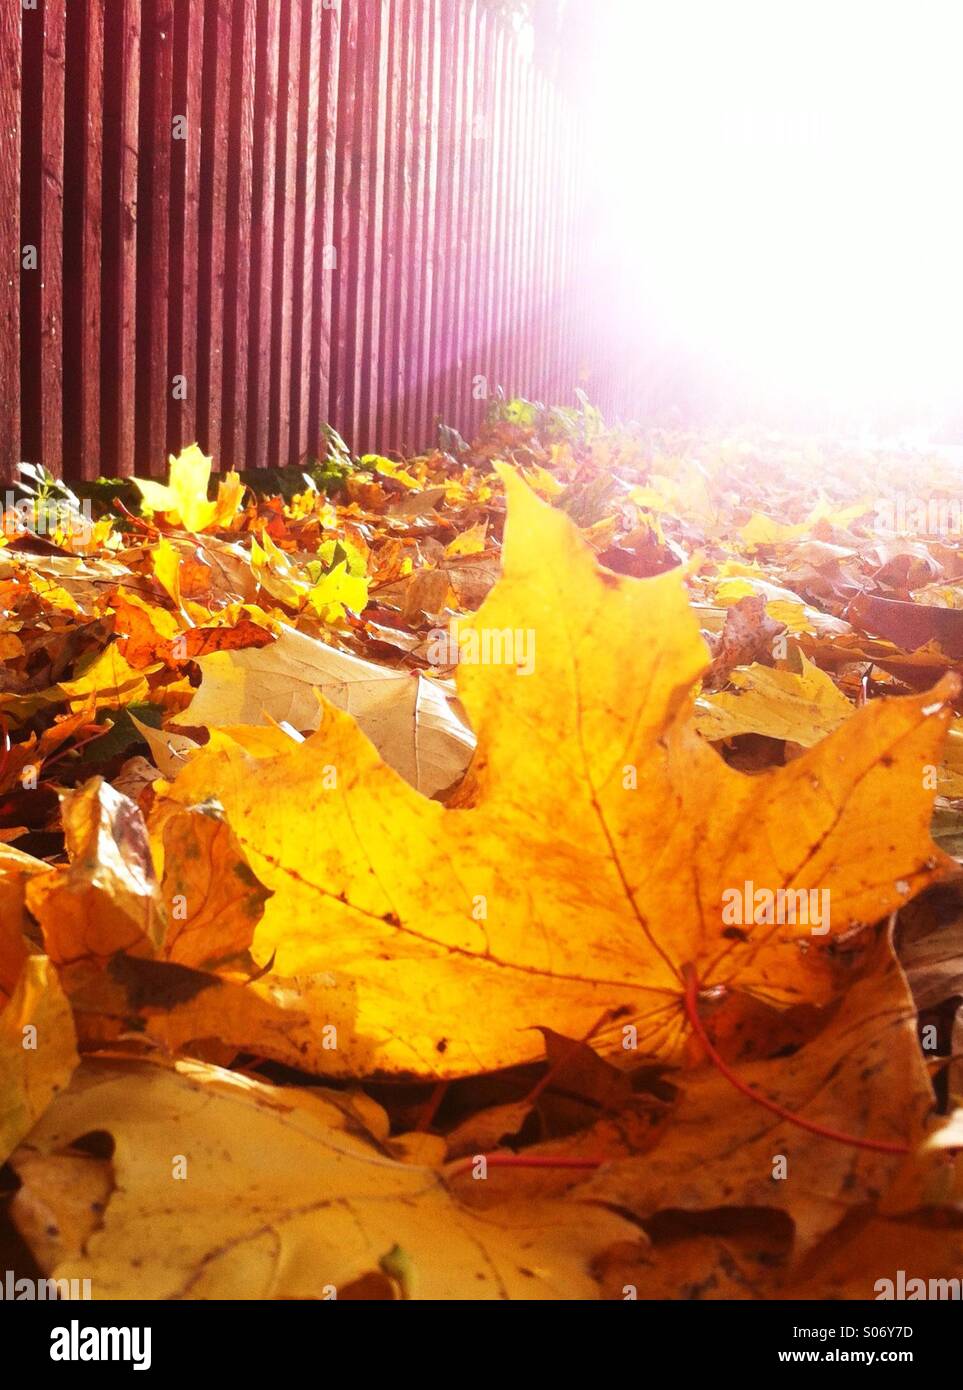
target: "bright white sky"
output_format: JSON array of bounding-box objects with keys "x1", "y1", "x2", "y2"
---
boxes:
[{"x1": 584, "y1": 0, "x2": 963, "y2": 430}]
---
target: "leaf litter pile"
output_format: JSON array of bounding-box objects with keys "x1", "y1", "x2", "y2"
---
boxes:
[{"x1": 4, "y1": 402, "x2": 963, "y2": 1299}]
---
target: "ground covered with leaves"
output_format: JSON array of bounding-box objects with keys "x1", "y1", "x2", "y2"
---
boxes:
[{"x1": 4, "y1": 401, "x2": 963, "y2": 1300}]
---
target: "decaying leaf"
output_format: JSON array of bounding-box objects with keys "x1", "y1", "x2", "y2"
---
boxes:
[
  {"x1": 10, "y1": 1058, "x2": 638, "y2": 1299},
  {"x1": 171, "y1": 623, "x2": 474, "y2": 798}
]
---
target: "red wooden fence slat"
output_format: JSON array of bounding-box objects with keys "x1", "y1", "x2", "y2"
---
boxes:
[
  {"x1": 168, "y1": 0, "x2": 204, "y2": 456},
  {"x1": 499, "y1": 28, "x2": 518, "y2": 398},
  {"x1": 197, "y1": 0, "x2": 232, "y2": 469},
  {"x1": 266, "y1": 0, "x2": 300, "y2": 469},
  {"x1": 533, "y1": 71, "x2": 549, "y2": 399},
  {"x1": 533, "y1": 75, "x2": 550, "y2": 401},
  {"x1": 545, "y1": 85, "x2": 563, "y2": 404},
  {"x1": 400, "y1": 0, "x2": 429, "y2": 452},
  {"x1": 490, "y1": 25, "x2": 512, "y2": 402},
  {"x1": 441, "y1": 0, "x2": 470, "y2": 432},
  {"x1": 40, "y1": 1, "x2": 65, "y2": 476},
  {"x1": 466, "y1": 5, "x2": 493, "y2": 434},
  {"x1": 552, "y1": 88, "x2": 566, "y2": 399},
  {"x1": 493, "y1": 32, "x2": 512, "y2": 399},
  {"x1": 474, "y1": 10, "x2": 498, "y2": 426},
  {"x1": 307, "y1": 0, "x2": 340, "y2": 460},
  {"x1": 453, "y1": 3, "x2": 478, "y2": 433},
  {"x1": 530, "y1": 72, "x2": 544, "y2": 397},
  {"x1": 378, "y1": 0, "x2": 406, "y2": 451},
  {"x1": 426, "y1": 0, "x2": 455, "y2": 435},
  {"x1": 20, "y1": 0, "x2": 61, "y2": 475},
  {"x1": 559, "y1": 102, "x2": 576, "y2": 406},
  {"x1": 19, "y1": 4, "x2": 40, "y2": 471},
  {"x1": 246, "y1": 0, "x2": 281, "y2": 472},
  {"x1": 526, "y1": 54, "x2": 540, "y2": 399},
  {"x1": 560, "y1": 101, "x2": 576, "y2": 405},
  {"x1": 508, "y1": 42, "x2": 525, "y2": 399},
  {"x1": 290, "y1": 0, "x2": 321, "y2": 469},
  {"x1": 528, "y1": 71, "x2": 544, "y2": 399},
  {"x1": 430, "y1": 0, "x2": 455, "y2": 431},
  {"x1": 0, "y1": 0, "x2": 19, "y2": 485},
  {"x1": 543, "y1": 80, "x2": 556, "y2": 402},
  {"x1": 134, "y1": 0, "x2": 172, "y2": 477},
  {"x1": 77, "y1": 0, "x2": 104, "y2": 480},
  {"x1": 516, "y1": 48, "x2": 533, "y2": 401},
  {"x1": 449, "y1": 0, "x2": 470, "y2": 428},
  {"x1": 519, "y1": 50, "x2": 535, "y2": 399},
  {"x1": 221, "y1": 0, "x2": 256, "y2": 472},
  {"x1": 416, "y1": 0, "x2": 442, "y2": 446},
  {"x1": 329, "y1": 0, "x2": 360, "y2": 446},
  {"x1": 100, "y1": 0, "x2": 140, "y2": 478},
  {"x1": 356, "y1": 0, "x2": 388, "y2": 455}
]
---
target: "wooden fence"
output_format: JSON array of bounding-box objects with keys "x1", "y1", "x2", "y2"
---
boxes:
[{"x1": 1, "y1": 0, "x2": 589, "y2": 483}]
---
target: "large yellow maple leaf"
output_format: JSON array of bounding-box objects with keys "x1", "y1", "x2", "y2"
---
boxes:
[{"x1": 165, "y1": 470, "x2": 956, "y2": 1077}]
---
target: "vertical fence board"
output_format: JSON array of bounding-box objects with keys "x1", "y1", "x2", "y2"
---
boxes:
[
  {"x1": 490, "y1": 26, "x2": 511, "y2": 401},
  {"x1": 221, "y1": 0, "x2": 256, "y2": 470},
  {"x1": 76, "y1": 0, "x2": 104, "y2": 479},
  {"x1": 518, "y1": 48, "x2": 534, "y2": 398},
  {"x1": 266, "y1": 0, "x2": 299, "y2": 468},
  {"x1": 307, "y1": 0, "x2": 340, "y2": 459},
  {"x1": 515, "y1": 48, "x2": 533, "y2": 399},
  {"x1": 20, "y1": 4, "x2": 44, "y2": 471},
  {"x1": 134, "y1": 0, "x2": 171, "y2": 476},
  {"x1": 428, "y1": 1, "x2": 454, "y2": 429},
  {"x1": 496, "y1": 26, "x2": 513, "y2": 399},
  {"x1": 329, "y1": 0, "x2": 359, "y2": 444},
  {"x1": 168, "y1": 0, "x2": 204, "y2": 456},
  {"x1": 550, "y1": 90, "x2": 566, "y2": 401},
  {"x1": 246, "y1": 0, "x2": 281, "y2": 471},
  {"x1": 465, "y1": 6, "x2": 492, "y2": 434},
  {"x1": 426, "y1": 0, "x2": 454, "y2": 433},
  {"x1": 100, "y1": 0, "x2": 140, "y2": 478},
  {"x1": 528, "y1": 73, "x2": 544, "y2": 398},
  {"x1": 39, "y1": 1, "x2": 65, "y2": 474},
  {"x1": 415, "y1": 0, "x2": 441, "y2": 444},
  {"x1": 453, "y1": 4, "x2": 478, "y2": 431},
  {"x1": 290, "y1": 0, "x2": 321, "y2": 468},
  {"x1": 0, "y1": 1, "x2": 19, "y2": 484},
  {"x1": 507, "y1": 43, "x2": 525, "y2": 397},
  {"x1": 476, "y1": 14, "x2": 499, "y2": 425},
  {"x1": 439, "y1": 2, "x2": 469, "y2": 430},
  {"x1": 525, "y1": 70, "x2": 542, "y2": 398},
  {"x1": 530, "y1": 74, "x2": 544, "y2": 397},
  {"x1": 377, "y1": 0, "x2": 406, "y2": 450},
  {"x1": 347, "y1": 0, "x2": 385, "y2": 454},
  {"x1": 400, "y1": 0, "x2": 428, "y2": 451},
  {"x1": 358, "y1": 0, "x2": 388, "y2": 454},
  {"x1": 196, "y1": 0, "x2": 232, "y2": 467},
  {"x1": 348, "y1": 0, "x2": 378, "y2": 453}
]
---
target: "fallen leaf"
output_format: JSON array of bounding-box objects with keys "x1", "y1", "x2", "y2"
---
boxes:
[
  {"x1": 171, "y1": 622, "x2": 475, "y2": 797},
  {"x1": 1, "y1": 956, "x2": 78, "y2": 1162},
  {"x1": 164, "y1": 471, "x2": 956, "y2": 1076},
  {"x1": 133, "y1": 445, "x2": 242, "y2": 534},
  {"x1": 696, "y1": 653, "x2": 854, "y2": 746},
  {"x1": 26, "y1": 779, "x2": 165, "y2": 966},
  {"x1": 10, "y1": 1058, "x2": 638, "y2": 1299}
]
